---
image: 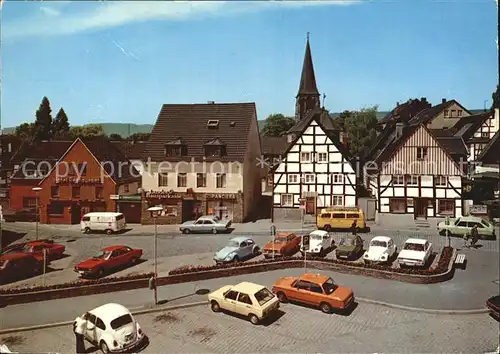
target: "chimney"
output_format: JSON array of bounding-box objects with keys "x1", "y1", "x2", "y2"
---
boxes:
[
  {"x1": 395, "y1": 123, "x2": 404, "y2": 139},
  {"x1": 421, "y1": 97, "x2": 427, "y2": 103},
  {"x1": 442, "y1": 98, "x2": 446, "y2": 104},
  {"x1": 396, "y1": 102, "x2": 399, "y2": 107},
  {"x1": 207, "y1": 101, "x2": 215, "y2": 104}
]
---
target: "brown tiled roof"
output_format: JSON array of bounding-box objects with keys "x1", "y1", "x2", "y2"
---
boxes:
[
  {"x1": 429, "y1": 128, "x2": 454, "y2": 137},
  {"x1": 261, "y1": 136, "x2": 289, "y2": 156},
  {"x1": 436, "y1": 136, "x2": 468, "y2": 157},
  {"x1": 11, "y1": 140, "x2": 72, "y2": 165},
  {"x1": 371, "y1": 125, "x2": 419, "y2": 166},
  {"x1": 378, "y1": 98, "x2": 431, "y2": 125},
  {"x1": 451, "y1": 111, "x2": 492, "y2": 142},
  {"x1": 143, "y1": 103, "x2": 257, "y2": 162},
  {"x1": 287, "y1": 109, "x2": 338, "y2": 133},
  {"x1": 477, "y1": 130, "x2": 500, "y2": 164},
  {"x1": 111, "y1": 141, "x2": 147, "y2": 160},
  {"x1": 408, "y1": 99, "x2": 471, "y2": 126}
]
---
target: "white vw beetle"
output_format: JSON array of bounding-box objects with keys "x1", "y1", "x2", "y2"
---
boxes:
[
  {"x1": 397, "y1": 238, "x2": 433, "y2": 267},
  {"x1": 300, "y1": 230, "x2": 334, "y2": 257},
  {"x1": 73, "y1": 303, "x2": 147, "y2": 353},
  {"x1": 363, "y1": 236, "x2": 397, "y2": 264}
]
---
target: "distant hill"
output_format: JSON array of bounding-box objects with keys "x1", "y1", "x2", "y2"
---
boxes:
[{"x1": 1, "y1": 109, "x2": 486, "y2": 136}]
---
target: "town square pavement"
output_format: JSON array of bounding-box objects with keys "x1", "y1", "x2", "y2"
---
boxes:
[{"x1": 1, "y1": 302, "x2": 498, "y2": 353}]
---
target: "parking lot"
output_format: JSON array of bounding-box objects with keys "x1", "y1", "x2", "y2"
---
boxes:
[{"x1": 1, "y1": 301, "x2": 497, "y2": 353}]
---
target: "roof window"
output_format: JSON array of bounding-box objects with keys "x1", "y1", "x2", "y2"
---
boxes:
[{"x1": 207, "y1": 120, "x2": 219, "y2": 129}]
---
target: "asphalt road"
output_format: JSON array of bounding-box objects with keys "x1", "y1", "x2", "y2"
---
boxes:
[{"x1": 1, "y1": 302, "x2": 498, "y2": 353}]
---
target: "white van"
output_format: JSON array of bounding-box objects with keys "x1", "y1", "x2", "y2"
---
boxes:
[{"x1": 80, "y1": 212, "x2": 126, "y2": 234}]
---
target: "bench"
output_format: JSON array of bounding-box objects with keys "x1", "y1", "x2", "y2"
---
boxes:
[{"x1": 455, "y1": 254, "x2": 466, "y2": 269}]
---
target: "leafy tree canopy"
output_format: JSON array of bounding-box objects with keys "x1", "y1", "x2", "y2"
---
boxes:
[
  {"x1": 127, "y1": 132, "x2": 151, "y2": 142},
  {"x1": 261, "y1": 113, "x2": 295, "y2": 137},
  {"x1": 343, "y1": 106, "x2": 379, "y2": 158},
  {"x1": 33, "y1": 96, "x2": 53, "y2": 141},
  {"x1": 69, "y1": 124, "x2": 105, "y2": 139},
  {"x1": 14, "y1": 123, "x2": 35, "y2": 142},
  {"x1": 52, "y1": 108, "x2": 71, "y2": 140},
  {"x1": 109, "y1": 133, "x2": 123, "y2": 141},
  {"x1": 492, "y1": 85, "x2": 499, "y2": 110}
]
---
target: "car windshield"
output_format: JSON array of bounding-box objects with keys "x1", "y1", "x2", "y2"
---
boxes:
[
  {"x1": 403, "y1": 243, "x2": 424, "y2": 251},
  {"x1": 370, "y1": 240, "x2": 387, "y2": 247},
  {"x1": 110, "y1": 314, "x2": 133, "y2": 330},
  {"x1": 212, "y1": 216, "x2": 220, "y2": 222},
  {"x1": 254, "y1": 288, "x2": 274, "y2": 306},
  {"x1": 340, "y1": 238, "x2": 354, "y2": 246},
  {"x1": 22, "y1": 245, "x2": 33, "y2": 252},
  {"x1": 93, "y1": 250, "x2": 111, "y2": 259},
  {"x1": 227, "y1": 240, "x2": 239, "y2": 248},
  {"x1": 310, "y1": 234, "x2": 323, "y2": 241},
  {"x1": 274, "y1": 237, "x2": 287, "y2": 243},
  {"x1": 322, "y1": 278, "x2": 338, "y2": 294},
  {"x1": 481, "y1": 220, "x2": 491, "y2": 227}
]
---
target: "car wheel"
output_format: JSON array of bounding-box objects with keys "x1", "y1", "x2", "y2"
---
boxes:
[
  {"x1": 84, "y1": 227, "x2": 91, "y2": 234},
  {"x1": 253, "y1": 247, "x2": 260, "y2": 255},
  {"x1": 233, "y1": 256, "x2": 239, "y2": 263},
  {"x1": 183, "y1": 229, "x2": 191, "y2": 234},
  {"x1": 324, "y1": 224, "x2": 331, "y2": 232},
  {"x1": 212, "y1": 228, "x2": 218, "y2": 234},
  {"x1": 131, "y1": 257, "x2": 138, "y2": 265},
  {"x1": 105, "y1": 229, "x2": 112, "y2": 235},
  {"x1": 211, "y1": 301, "x2": 221, "y2": 312},
  {"x1": 100, "y1": 340, "x2": 110, "y2": 353},
  {"x1": 97, "y1": 268, "x2": 105, "y2": 278},
  {"x1": 319, "y1": 248, "x2": 324, "y2": 257},
  {"x1": 320, "y1": 302, "x2": 332, "y2": 314},
  {"x1": 276, "y1": 292, "x2": 288, "y2": 303},
  {"x1": 249, "y1": 314, "x2": 260, "y2": 325}
]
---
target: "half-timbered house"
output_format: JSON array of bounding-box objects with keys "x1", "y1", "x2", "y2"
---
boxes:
[{"x1": 367, "y1": 124, "x2": 468, "y2": 219}]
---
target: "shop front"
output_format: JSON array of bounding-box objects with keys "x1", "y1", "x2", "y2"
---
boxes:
[
  {"x1": 111, "y1": 194, "x2": 142, "y2": 223},
  {"x1": 143, "y1": 190, "x2": 185, "y2": 224},
  {"x1": 205, "y1": 193, "x2": 240, "y2": 221}
]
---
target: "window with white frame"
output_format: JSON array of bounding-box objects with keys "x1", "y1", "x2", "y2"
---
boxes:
[
  {"x1": 216, "y1": 173, "x2": 227, "y2": 188},
  {"x1": 331, "y1": 174, "x2": 343, "y2": 184},
  {"x1": 393, "y1": 175, "x2": 405, "y2": 185},
  {"x1": 281, "y1": 194, "x2": 293, "y2": 207},
  {"x1": 158, "y1": 172, "x2": 168, "y2": 187},
  {"x1": 300, "y1": 152, "x2": 312, "y2": 162},
  {"x1": 435, "y1": 175, "x2": 447, "y2": 187},
  {"x1": 317, "y1": 152, "x2": 328, "y2": 163},
  {"x1": 288, "y1": 174, "x2": 299, "y2": 183},
  {"x1": 406, "y1": 175, "x2": 419, "y2": 186},
  {"x1": 303, "y1": 174, "x2": 315, "y2": 183},
  {"x1": 177, "y1": 173, "x2": 187, "y2": 187},
  {"x1": 331, "y1": 195, "x2": 343, "y2": 206},
  {"x1": 416, "y1": 147, "x2": 427, "y2": 160}
]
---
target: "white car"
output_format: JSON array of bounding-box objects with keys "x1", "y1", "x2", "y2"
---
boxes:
[
  {"x1": 300, "y1": 230, "x2": 334, "y2": 256},
  {"x1": 73, "y1": 303, "x2": 147, "y2": 353},
  {"x1": 397, "y1": 238, "x2": 433, "y2": 267},
  {"x1": 363, "y1": 236, "x2": 397, "y2": 264}
]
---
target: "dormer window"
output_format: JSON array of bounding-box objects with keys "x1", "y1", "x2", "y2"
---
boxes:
[
  {"x1": 164, "y1": 138, "x2": 187, "y2": 157},
  {"x1": 204, "y1": 137, "x2": 226, "y2": 157},
  {"x1": 207, "y1": 120, "x2": 219, "y2": 129}
]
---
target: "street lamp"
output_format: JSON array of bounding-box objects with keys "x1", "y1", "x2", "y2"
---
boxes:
[
  {"x1": 148, "y1": 206, "x2": 163, "y2": 305},
  {"x1": 32, "y1": 187, "x2": 42, "y2": 240}
]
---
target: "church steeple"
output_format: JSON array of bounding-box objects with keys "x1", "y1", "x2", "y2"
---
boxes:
[{"x1": 295, "y1": 32, "x2": 320, "y2": 120}]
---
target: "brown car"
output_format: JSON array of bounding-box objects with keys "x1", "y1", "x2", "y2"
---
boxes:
[
  {"x1": 272, "y1": 273, "x2": 355, "y2": 313},
  {"x1": 262, "y1": 233, "x2": 301, "y2": 258},
  {"x1": 0, "y1": 253, "x2": 43, "y2": 284}
]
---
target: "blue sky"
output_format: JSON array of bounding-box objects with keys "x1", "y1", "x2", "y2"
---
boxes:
[{"x1": 1, "y1": 0, "x2": 497, "y2": 128}]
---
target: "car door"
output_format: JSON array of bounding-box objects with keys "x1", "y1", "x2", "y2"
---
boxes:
[
  {"x1": 31, "y1": 245, "x2": 45, "y2": 259},
  {"x1": 84, "y1": 313, "x2": 98, "y2": 343},
  {"x1": 235, "y1": 292, "x2": 254, "y2": 316},
  {"x1": 387, "y1": 239, "x2": 395, "y2": 256},
  {"x1": 468, "y1": 221, "x2": 485, "y2": 236},
  {"x1": 93, "y1": 317, "x2": 106, "y2": 343},
  {"x1": 203, "y1": 220, "x2": 215, "y2": 232},
  {"x1": 237, "y1": 241, "x2": 247, "y2": 258},
  {"x1": 323, "y1": 234, "x2": 331, "y2": 249},
  {"x1": 355, "y1": 236, "x2": 364, "y2": 254},
  {"x1": 290, "y1": 280, "x2": 313, "y2": 304},
  {"x1": 454, "y1": 220, "x2": 469, "y2": 235},
  {"x1": 107, "y1": 249, "x2": 124, "y2": 269},
  {"x1": 193, "y1": 219, "x2": 205, "y2": 232},
  {"x1": 222, "y1": 290, "x2": 239, "y2": 313},
  {"x1": 308, "y1": 282, "x2": 325, "y2": 306},
  {"x1": 244, "y1": 239, "x2": 255, "y2": 257}
]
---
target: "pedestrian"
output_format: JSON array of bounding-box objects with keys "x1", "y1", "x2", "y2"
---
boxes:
[
  {"x1": 351, "y1": 220, "x2": 357, "y2": 235},
  {"x1": 74, "y1": 317, "x2": 87, "y2": 354},
  {"x1": 470, "y1": 224, "x2": 479, "y2": 247}
]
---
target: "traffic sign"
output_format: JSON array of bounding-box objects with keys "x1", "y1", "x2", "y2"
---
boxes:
[{"x1": 302, "y1": 235, "x2": 310, "y2": 247}]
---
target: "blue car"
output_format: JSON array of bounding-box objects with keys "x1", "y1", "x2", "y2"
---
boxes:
[{"x1": 214, "y1": 237, "x2": 260, "y2": 263}]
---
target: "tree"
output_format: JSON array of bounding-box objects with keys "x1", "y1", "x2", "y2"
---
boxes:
[
  {"x1": 261, "y1": 114, "x2": 295, "y2": 137},
  {"x1": 52, "y1": 108, "x2": 71, "y2": 140},
  {"x1": 33, "y1": 96, "x2": 53, "y2": 141},
  {"x1": 344, "y1": 106, "x2": 379, "y2": 158},
  {"x1": 127, "y1": 132, "x2": 151, "y2": 142},
  {"x1": 15, "y1": 123, "x2": 35, "y2": 142},
  {"x1": 109, "y1": 133, "x2": 123, "y2": 141},
  {"x1": 69, "y1": 124, "x2": 105, "y2": 139},
  {"x1": 492, "y1": 85, "x2": 500, "y2": 110},
  {"x1": 329, "y1": 110, "x2": 352, "y2": 130}
]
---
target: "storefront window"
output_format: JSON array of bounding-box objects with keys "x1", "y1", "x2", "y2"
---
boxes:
[{"x1": 207, "y1": 200, "x2": 234, "y2": 220}]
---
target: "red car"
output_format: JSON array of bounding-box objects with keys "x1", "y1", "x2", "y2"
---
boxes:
[
  {"x1": 1, "y1": 240, "x2": 65, "y2": 261},
  {"x1": 0, "y1": 253, "x2": 43, "y2": 284},
  {"x1": 487, "y1": 295, "x2": 500, "y2": 321},
  {"x1": 74, "y1": 245, "x2": 143, "y2": 278}
]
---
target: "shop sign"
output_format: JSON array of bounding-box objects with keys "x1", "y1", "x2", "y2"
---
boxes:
[
  {"x1": 206, "y1": 193, "x2": 237, "y2": 200},
  {"x1": 110, "y1": 194, "x2": 141, "y2": 201},
  {"x1": 146, "y1": 190, "x2": 182, "y2": 199},
  {"x1": 110, "y1": 195, "x2": 119, "y2": 200},
  {"x1": 56, "y1": 177, "x2": 103, "y2": 185},
  {"x1": 470, "y1": 205, "x2": 487, "y2": 214}
]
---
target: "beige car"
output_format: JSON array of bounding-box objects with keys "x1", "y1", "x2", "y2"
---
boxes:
[{"x1": 208, "y1": 282, "x2": 280, "y2": 325}]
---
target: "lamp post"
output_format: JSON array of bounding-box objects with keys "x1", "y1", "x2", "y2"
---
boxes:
[
  {"x1": 148, "y1": 206, "x2": 163, "y2": 306},
  {"x1": 270, "y1": 224, "x2": 276, "y2": 260},
  {"x1": 32, "y1": 187, "x2": 42, "y2": 240}
]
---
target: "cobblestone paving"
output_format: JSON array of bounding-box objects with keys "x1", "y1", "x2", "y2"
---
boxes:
[{"x1": 1, "y1": 303, "x2": 498, "y2": 353}]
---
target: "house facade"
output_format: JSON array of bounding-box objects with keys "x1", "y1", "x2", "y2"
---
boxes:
[
  {"x1": 0, "y1": 134, "x2": 21, "y2": 203},
  {"x1": 10, "y1": 138, "x2": 140, "y2": 224},
  {"x1": 409, "y1": 98, "x2": 471, "y2": 130},
  {"x1": 140, "y1": 102, "x2": 262, "y2": 224},
  {"x1": 369, "y1": 124, "x2": 467, "y2": 219}
]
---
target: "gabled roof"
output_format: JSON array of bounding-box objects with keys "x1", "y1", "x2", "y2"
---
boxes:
[
  {"x1": 143, "y1": 103, "x2": 256, "y2": 162},
  {"x1": 271, "y1": 108, "x2": 352, "y2": 173},
  {"x1": 165, "y1": 138, "x2": 187, "y2": 145},
  {"x1": 297, "y1": 37, "x2": 319, "y2": 97},
  {"x1": 261, "y1": 136, "x2": 289, "y2": 156},
  {"x1": 204, "y1": 137, "x2": 226, "y2": 146},
  {"x1": 451, "y1": 111, "x2": 492, "y2": 142},
  {"x1": 477, "y1": 130, "x2": 500, "y2": 164},
  {"x1": 378, "y1": 98, "x2": 431, "y2": 125},
  {"x1": 408, "y1": 99, "x2": 471, "y2": 126},
  {"x1": 287, "y1": 109, "x2": 338, "y2": 133},
  {"x1": 10, "y1": 140, "x2": 72, "y2": 165},
  {"x1": 372, "y1": 125, "x2": 419, "y2": 166},
  {"x1": 436, "y1": 136, "x2": 468, "y2": 159}
]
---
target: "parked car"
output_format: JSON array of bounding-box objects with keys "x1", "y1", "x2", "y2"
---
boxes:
[
  {"x1": 317, "y1": 206, "x2": 366, "y2": 232},
  {"x1": 397, "y1": 238, "x2": 433, "y2": 267},
  {"x1": 81, "y1": 212, "x2": 126, "y2": 235},
  {"x1": 2, "y1": 208, "x2": 37, "y2": 222},
  {"x1": 335, "y1": 234, "x2": 364, "y2": 260},
  {"x1": 179, "y1": 215, "x2": 232, "y2": 234},
  {"x1": 74, "y1": 245, "x2": 143, "y2": 278},
  {"x1": 0, "y1": 253, "x2": 43, "y2": 284},
  {"x1": 1, "y1": 240, "x2": 65, "y2": 261},
  {"x1": 300, "y1": 230, "x2": 334, "y2": 257},
  {"x1": 262, "y1": 232, "x2": 301, "y2": 258},
  {"x1": 362, "y1": 236, "x2": 397, "y2": 264},
  {"x1": 208, "y1": 282, "x2": 280, "y2": 325},
  {"x1": 213, "y1": 237, "x2": 259, "y2": 263},
  {"x1": 486, "y1": 295, "x2": 500, "y2": 320},
  {"x1": 0, "y1": 239, "x2": 55, "y2": 256},
  {"x1": 437, "y1": 216, "x2": 496, "y2": 239},
  {"x1": 73, "y1": 303, "x2": 147, "y2": 353},
  {"x1": 272, "y1": 272, "x2": 355, "y2": 313}
]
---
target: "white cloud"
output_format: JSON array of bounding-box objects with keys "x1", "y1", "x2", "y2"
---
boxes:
[
  {"x1": 2, "y1": 0, "x2": 362, "y2": 40},
  {"x1": 40, "y1": 6, "x2": 61, "y2": 17}
]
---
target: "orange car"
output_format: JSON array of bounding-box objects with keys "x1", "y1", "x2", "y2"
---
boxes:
[
  {"x1": 262, "y1": 233, "x2": 301, "y2": 258},
  {"x1": 272, "y1": 273, "x2": 354, "y2": 313}
]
